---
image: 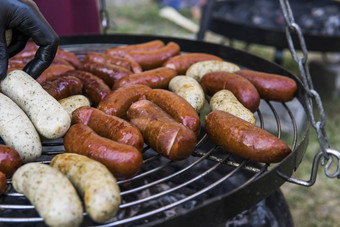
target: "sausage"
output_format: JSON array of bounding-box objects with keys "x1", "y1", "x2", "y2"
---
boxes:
[
  {"x1": 59, "y1": 95, "x2": 91, "y2": 118},
  {"x1": 63, "y1": 70, "x2": 111, "y2": 105},
  {"x1": 41, "y1": 75, "x2": 83, "y2": 100},
  {"x1": 127, "y1": 100, "x2": 197, "y2": 161},
  {"x1": 12, "y1": 163, "x2": 84, "y2": 227},
  {"x1": 163, "y1": 53, "x2": 223, "y2": 75},
  {"x1": 0, "y1": 171, "x2": 7, "y2": 196},
  {"x1": 98, "y1": 84, "x2": 151, "y2": 117},
  {"x1": 112, "y1": 67, "x2": 177, "y2": 90},
  {"x1": 36, "y1": 64, "x2": 75, "y2": 84},
  {"x1": 234, "y1": 69, "x2": 298, "y2": 102},
  {"x1": 145, "y1": 89, "x2": 200, "y2": 135},
  {"x1": 56, "y1": 48, "x2": 82, "y2": 69},
  {"x1": 1, "y1": 70, "x2": 71, "y2": 139},
  {"x1": 205, "y1": 110, "x2": 292, "y2": 163},
  {"x1": 82, "y1": 61, "x2": 132, "y2": 87},
  {"x1": 0, "y1": 93, "x2": 42, "y2": 162},
  {"x1": 126, "y1": 42, "x2": 181, "y2": 70},
  {"x1": 72, "y1": 107, "x2": 144, "y2": 151},
  {"x1": 50, "y1": 153, "x2": 121, "y2": 223},
  {"x1": 50, "y1": 57, "x2": 74, "y2": 67},
  {"x1": 0, "y1": 145, "x2": 23, "y2": 177},
  {"x1": 200, "y1": 71, "x2": 260, "y2": 112},
  {"x1": 105, "y1": 40, "x2": 165, "y2": 57},
  {"x1": 64, "y1": 123, "x2": 143, "y2": 178}
]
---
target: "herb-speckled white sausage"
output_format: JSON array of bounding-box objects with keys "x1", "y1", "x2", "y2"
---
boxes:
[
  {"x1": 12, "y1": 163, "x2": 83, "y2": 227},
  {"x1": 1, "y1": 70, "x2": 71, "y2": 139},
  {"x1": 0, "y1": 93, "x2": 41, "y2": 162},
  {"x1": 58, "y1": 95, "x2": 91, "y2": 119},
  {"x1": 50, "y1": 153, "x2": 121, "y2": 223}
]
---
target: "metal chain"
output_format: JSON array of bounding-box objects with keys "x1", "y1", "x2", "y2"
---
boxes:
[{"x1": 278, "y1": 0, "x2": 340, "y2": 179}]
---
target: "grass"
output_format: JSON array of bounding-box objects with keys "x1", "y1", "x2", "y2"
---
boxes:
[{"x1": 105, "y1": 1, "x2": 340, "y2": 226}]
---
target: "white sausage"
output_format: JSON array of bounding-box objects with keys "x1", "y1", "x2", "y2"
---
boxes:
[
  {"x1": 12, "y1": 163, "x2": 83, "y2": 227},
  {"x1": 50, "y1": 153, "x2": 121, "y2": 223},
  {"x1": 0, "y1": 93, "x2": 41, "y2": 162},
  {"x1": 1, "y1": 70, "x2": 71, "y2": 139},
  {"x1": 58, "y1": 95, "x2": 91, "y2": 119}
]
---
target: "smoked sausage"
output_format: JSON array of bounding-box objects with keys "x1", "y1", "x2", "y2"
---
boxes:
[
  {"x1": 105, "y1": 40, "x2": 165, "y2": 57},
  {"x1": 41, "y1": 75, "x2": 83, "y2": 100},
  {"x1": 0, "y1": 145, "x2": 22, "y2": 177},
  {"x1": 36, "y1": 65, "x2": 75, "y2": 84}
]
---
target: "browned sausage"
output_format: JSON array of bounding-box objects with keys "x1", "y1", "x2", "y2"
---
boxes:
[
  {"x1": 98, "y1": 84, "x2": 151, "y2": 117},
  {"x1": 0, "y1": 145, "x2": 23, "y2": 177},
  {"x1": 41, "y1": 75, "x2": 83, "y2": 100},
  {"x1": 145, "y1": 89, "x2": 200, "y2": 135},
  {"x1": 163, "y1": 53, "x2": 223, "y2": 75},
  {"x1": 72, "y1": 107, "x2": 144, "y2": 151},
  {"x1": 0, "y1": 171, "x2": 6, "y2": 196},
  {"x1": 56, "y1": 49, "x2": 82, "y2": 69},
  {"x1": 112, "y1": 67, "x2": 177, "y2": 90},
  {"x1": 50, "y1": 57, "x2": 74, "y2": 67},
  {"x1": 201, "y1": 72, "x2": 260, "y2": 112},
  {"x1": 36, "y1": 65, "x2": 75, "y2": 84},
  {"x1": 127, "y1": 100, "x2": 196, "y2": 161},
  {"x1": 205, "y1": 110, "x2": 292, "y2": 163},
  {"x1": 126, "y1": 42, "x2": 181, "y2": 70},
  {"x1": 234, "y1": 69, "x2": 298, "y2": 102},
  {"x1": 105, "y1": 40, "x2": 165, "y2": 57},
  {"x1": 63, "y1": 70, "x2": 111, "y2": 105},
  {"x1": 64, "y1": 123, "x2": 143, "y2": 178},
  {"x1": 82, "y1": 61, "x2": 132, "y2": 87}
]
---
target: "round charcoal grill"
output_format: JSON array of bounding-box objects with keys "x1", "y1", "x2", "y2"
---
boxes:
[{"x1": 0, "y1": 34, "x2": 309, "y2": 226}]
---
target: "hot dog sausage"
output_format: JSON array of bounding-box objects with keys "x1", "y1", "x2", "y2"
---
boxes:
[
  {"x1": 145, "y1": 89, "x2": 200, "y2": 135},
  {"x1": 234, "y1": 69, "x2": 298, "y2": 102},
  {"x1": 105, "y1": 40, "x2": 165, "y2": 57},
  {"x1": 201, "y1": 72, "x2": 260, "y2": 112},
  {"x1": 205, "y1": 110, "x2": 292, "y2": 163},
  {"x1": 0, "y1": 171, "x2": 7, "y2": 196},
  {"x1": 163, "y1": 53, "x2": 223, "y2": 75},
  {"x1": 126, "y1": 42, "x2": 181, "y2": 70},
  {"x1": 41, "y1": 75, "x2": 83, "y2": 100},
  {"x1": 63, "y1": 70, "x2": 111, "y2": 105},
  {"x1": 64, "y1": 123, "x2": 143, "y2": 178},
  {"x1": 36, "y1": 64, "x2": 75, "y2": 84},
  {"x1": 98, "y1": 84, "x2": 152, "y2": 117},
  {"x1": 82, "y1": 61, "x2": 132, "y2": 87},
  {"x1": 127, "y1": 100, "x2": 197, "y2": 161},
  {"x1": 72, "y1": 107, "x2": 144, "y2": 151},
  {"x1": 0, "y1": 145, "x2": 23, "y2": 177},
  {"x1": 112, "y1": 67, "x2": 177, "y2": 90}
]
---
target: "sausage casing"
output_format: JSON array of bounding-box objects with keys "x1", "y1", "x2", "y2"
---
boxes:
[
  {"x1": 36, "y1": 65, "x2": 75, "y2": 84},
  {"x1": 105, "y1": 40, "x2": 165, "y2": 57},
  {"x1": 41, "y1": 75, "x2": 83, "y2": 100},
  {"x1": 0, "y1": 145, "x2": 22, "y2": 177}
]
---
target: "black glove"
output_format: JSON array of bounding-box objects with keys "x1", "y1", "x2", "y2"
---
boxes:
[{"x1": 0, "y1": 0, "x2": 59, "y2": 80}]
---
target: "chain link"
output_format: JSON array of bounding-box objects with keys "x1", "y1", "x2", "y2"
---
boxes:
[{"x1": 278, "y1": 0, "x2": 340, "y2": 179}]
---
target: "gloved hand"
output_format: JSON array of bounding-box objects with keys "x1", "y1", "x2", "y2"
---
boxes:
[{"x1": 0, "y1": 0, "x2": 59, "y2": 80}]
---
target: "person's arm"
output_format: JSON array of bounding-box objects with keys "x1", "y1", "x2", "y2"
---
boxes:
[{"x1": 0, "y1": 0, "x2": 59, "y2": 79}]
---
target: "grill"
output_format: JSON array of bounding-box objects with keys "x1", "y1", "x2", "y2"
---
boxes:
[{"x1": 0, "y1": 34, "x2": 309, "y2": 226}]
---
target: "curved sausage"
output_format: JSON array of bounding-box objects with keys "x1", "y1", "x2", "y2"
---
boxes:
[
  {"x1": 36, "y1": 64, "x2": 75, "y2": 84},
  {"x1": 201, "y1": 71, "x2": 260, "y2": 112},
  {"x1": 234, "y1": 69, "x2": 298, "y2": 102},
  {"x1": 163, "y1": 53, "x2": 223, "y2": 75},
  {"x1": 205, "y1": 110, "x2": 292, "y2": 163},
  {"x1": 98, "y1": 84, "x2": 151, "y2": 117},
  {"x1": 72, "y1": 107, "x2": 144, "y2": 151},
  {"x1": 105, "y1": 40, "x2": 165, "y2": 57},
  {"x1": 126, "y1": 42, "x2": 181, "y2": 70},
  {"x1": 56, "y1": 49, "x2": 82, "y2": 69},
  {"x1": 112, "y1": 67, "x2": 177, "y2": 90},
  {"x1": 0, "y1": 145, "x2": 23, "y2": 177},
  {"x1": 41, "y1": 75, "x2": 83, "y2": 100},
  {"x1": 145, "y1": 89, "x2": 200, "y2": 135},
  {"x1": 64, "y1": 123, "x2": 143, "y2": 179},
  {"x1": 63, "y1": 70, "x2": 111, "y2": 105},
  {"x1": 82, "y1": 61, "x2": 132, "y2": 87},
  {"x1": 127, "y1": 100, "x2": 197, "y2": 161},
  {"x1": 0, "y1": 171, "x2": 7, "y2": 196}
]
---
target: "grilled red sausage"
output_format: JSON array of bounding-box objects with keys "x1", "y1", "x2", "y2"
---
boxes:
[
  {"x1": 36, "y1": 65, "x2": 75, "y2": 84},
  {"x1": 112, "y1": 67, "x2": 177, "y2": 90},
  {"x1": 126, "y1": 42, "x2": 181, "y2": 70},
  {"x1": 82, "y1": 61, "x2": 132, "y2": 87},
  {"x1": 145, "y1": 89, "x2": 200, "y2": 135},
  {"x1": 163, "y1": 53, "x2": 223, "y2": 75},
  {"x1": 234, "y1": 69, "x2": 298, "y2": 102},
  {"x1": 127, "y1": 100, "x2": 197, "y2": 161},
  {"x1": 205, "y1": 110, "x2": 292, "y2": 163},
  {"x1": 72, "y1": 107, "x2": 144, "y2": 151},
  {"x1": 0, "y1": 145, "x2": 23, "y2": 177},
  {"x1": 201, "y1": 72, "x2": 260, "y2": 112},
  {"x1": 41, "y1": 75, "x2": 83, "y2": 100},
  {"x1": 105, "y1": 40, "x2": 165, "y2": 57},
  {"x1": 56, "y1": 49, "x2": 82, "y2": 69},
  {"x1": 63, "y1": 70, "x2": 111, "y2": 105},
  {"x1": 64, "y1": 123, "x2": 143, "y2": 178},
  {"x1": 0, "y1": 171, "x2": 6, "y2": 196},
  {"x1": 98, "y1": 84, "x2": 151, "y2": 117}
]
